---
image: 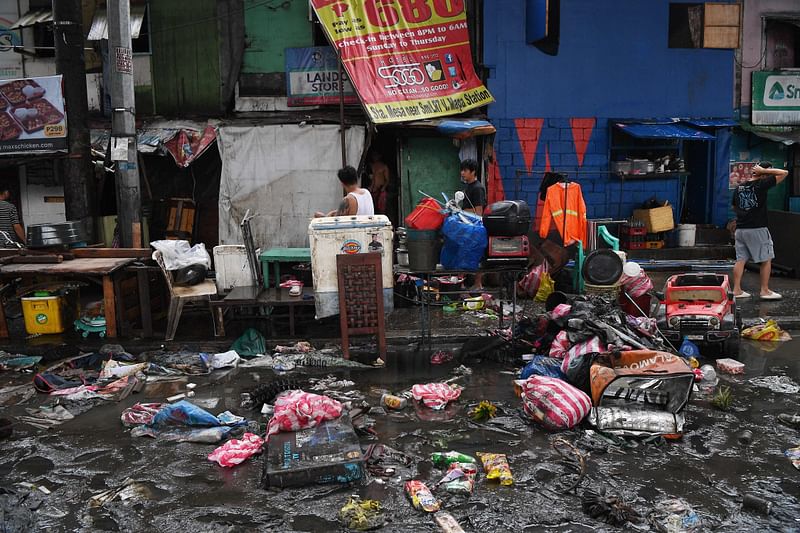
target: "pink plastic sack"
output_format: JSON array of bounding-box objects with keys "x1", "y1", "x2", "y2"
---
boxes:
[
  {"x1": 521, "y1": 375, "x2": 592, "y2": 430},
  {"x1": 266, "y1": 390, "x2": 342, "y2": 440},
  {"x1": 207, "y1": 432, "x2": 264, "y2": 467},
  {"x1": 121, "y1": 403, "x2": 163, "y2": 427},
  {"x1": 411, "y1": 383, "x2": 461, "y2": 410},
  {"x1": 549, "y1": 330, "x2": 571, "y2": 358},
  {"x1": 560, "y1": 336, "x2": 605, "y2": 375}
]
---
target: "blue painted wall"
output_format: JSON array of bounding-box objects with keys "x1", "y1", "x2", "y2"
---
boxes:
[{"x1": 484, "y1": 0, "x2": 736, "y2": 224}]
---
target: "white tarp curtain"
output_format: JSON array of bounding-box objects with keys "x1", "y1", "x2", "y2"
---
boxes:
[{"x1": 218, "y1": 124, "x2": 366, "y2": 250}]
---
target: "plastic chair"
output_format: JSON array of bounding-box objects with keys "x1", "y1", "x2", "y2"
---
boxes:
[{"x1": 153, "y1": 250, "x2": 219, "y2": 341}]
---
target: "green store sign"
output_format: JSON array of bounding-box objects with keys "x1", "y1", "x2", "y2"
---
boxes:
[{"x1": 752, "y1": 71, "x2": 800, "y2": 125}]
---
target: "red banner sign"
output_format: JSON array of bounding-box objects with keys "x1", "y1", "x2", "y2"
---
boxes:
[{"x1": 310, "y1": 0, "x2": 494, "y2": 123}]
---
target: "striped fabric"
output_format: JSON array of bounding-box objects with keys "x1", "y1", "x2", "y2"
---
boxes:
[
  {"x1": 521, "y1": 375, "x2": 592, "y2": 430},
  {"x1": 0, "y1": 200, "x2": 20, "y2": 246}
]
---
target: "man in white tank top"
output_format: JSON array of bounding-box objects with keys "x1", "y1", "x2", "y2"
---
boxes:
[{"x1": 314, "y1": 166, "x2": 375, "y2": 217}]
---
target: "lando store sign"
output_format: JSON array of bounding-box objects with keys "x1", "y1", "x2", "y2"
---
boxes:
[{"x1": 752, "y1": 71, "x2": 800, "y2": 125}]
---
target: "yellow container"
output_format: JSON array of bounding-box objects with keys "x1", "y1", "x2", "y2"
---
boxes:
[{"x1": 22, "y1": 296, "x2": 66, "y2": 335}]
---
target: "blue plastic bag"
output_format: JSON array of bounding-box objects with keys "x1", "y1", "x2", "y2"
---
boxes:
[
  {"x1": 149, "y1": 400, "x2": 221, "y2": 429},
  {"x1": 440, "y1": 212, "x2": 488, "y2": 271},
  {"x1": 679, "y1": 338, "x2": 701, "y2": 358},
  {"x1": 520, "y1": 356, "x2": 567, "y2": 380}
]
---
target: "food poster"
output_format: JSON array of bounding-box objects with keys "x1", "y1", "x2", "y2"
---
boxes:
[{"x1": 0, "y1": 75, "x2": 67, "y2": 154}]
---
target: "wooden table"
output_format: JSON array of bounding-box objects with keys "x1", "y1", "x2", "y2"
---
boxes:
[
  {"x1": 211, "y1": 285, "x2": 315, "y2": 336},
  {"x1": 0, "y1": 257, "x2": 137, "y2": 339}
]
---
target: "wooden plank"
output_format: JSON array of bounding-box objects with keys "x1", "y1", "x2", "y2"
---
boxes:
[
  {"x1": 71, "y1": 248, "x2": 151, "y2": 259},
  {"x1": 103, "y1": 274, "x2": 117, "y2": 338},
  {"x1": 10, "y1": 255, "x2": 62, "y2": 264}
]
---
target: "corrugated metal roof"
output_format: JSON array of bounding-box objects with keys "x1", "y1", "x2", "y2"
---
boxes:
[
  {"x1": 9, "y1": 10, "x2": 53, "y2": 29},
  {"x1": 614, "y1": 122, "x2": 715, "y2": 141},
  {"x1": 87, "y1": 6, "x2": 146, "y2": 41}
]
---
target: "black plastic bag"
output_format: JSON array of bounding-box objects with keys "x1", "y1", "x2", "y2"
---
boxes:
[{"x1": 173, "y1": 264, "x2": 208, "y2": 286}]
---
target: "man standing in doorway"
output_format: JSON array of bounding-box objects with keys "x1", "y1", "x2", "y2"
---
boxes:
[
  {"x1": 460, "y1": 159, "x2": 486, "y2": 291},
  {"x1": 460, "y1": 159, "x2": 486, "y2": 215},
  {"x1": 731, "y1": 162, "x2": 787, "y2": 300},
  {"x1": 0, "y1": 186, "x2": 24, "y2": 248}
]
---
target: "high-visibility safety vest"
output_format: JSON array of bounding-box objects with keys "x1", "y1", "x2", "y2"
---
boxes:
[{"x1": 539, "y1": 182, "x2": 587, "y2": 246}]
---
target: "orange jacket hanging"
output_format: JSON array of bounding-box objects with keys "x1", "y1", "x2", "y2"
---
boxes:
[{"x1": 538, "y1": 182, "x2": 587, "y2": 246}]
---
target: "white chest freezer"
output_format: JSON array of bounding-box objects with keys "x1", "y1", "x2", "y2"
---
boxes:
[{"x1": 308, "y1": 215, "x2": 394, "y2": 319}]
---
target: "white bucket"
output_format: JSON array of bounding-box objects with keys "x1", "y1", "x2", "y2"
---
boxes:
[{"x1": 676, "y1": 224, "x2": 696, "y2": 247}]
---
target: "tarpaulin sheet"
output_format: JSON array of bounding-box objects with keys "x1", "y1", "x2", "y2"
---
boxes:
[
  {"x1": 310, "y1": 1, "x2": 493, "y2": 124},
  {"x1": 614, "y1": 122, "x2": 714, "y2": 140},
  {"x1": 217, "y1": 124, "x2": 366, "y2": 250}
]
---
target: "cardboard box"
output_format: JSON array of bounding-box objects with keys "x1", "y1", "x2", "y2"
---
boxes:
[
  {"x1": 632, "y1": 204, "x2": 675, "y2": 233},
  {"x1": 262, "y1": 414, "x2": 366, "y2": 488}
]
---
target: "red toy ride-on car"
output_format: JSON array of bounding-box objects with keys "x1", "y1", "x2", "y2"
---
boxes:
[{"x1": 655, "y1": 273, "x2": 741, "y2": 357}]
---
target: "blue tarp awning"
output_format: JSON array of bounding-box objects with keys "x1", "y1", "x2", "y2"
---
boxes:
[
  {"x1": 614, "y1": 122, "x2": 715, "y2": 140},
  {"x1": 683, "y1": 118, "x2": 738, "y2": 128}
]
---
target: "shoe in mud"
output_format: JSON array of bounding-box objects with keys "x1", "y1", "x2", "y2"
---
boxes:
[{"x1": 778, "y1": 413, "x2": 800, "y2": 429}]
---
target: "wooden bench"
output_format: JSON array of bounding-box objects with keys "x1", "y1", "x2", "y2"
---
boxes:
[{"x1": 211, "y1": 285, "x2": 315, "y2": 337}]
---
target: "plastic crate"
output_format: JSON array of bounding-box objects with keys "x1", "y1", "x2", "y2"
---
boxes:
[
  {"x1": 22, "y1": 295, "x2": 66, "y2": 334},
  {"x1": 645, "y1": 241, "x2": 665, "y2": 249},
  {"x1": 621, "y1": 225, "x2": 647, "y2": 237},
  {"x1": 621, "y1": 240, "x2": 646, "y2": 250}
]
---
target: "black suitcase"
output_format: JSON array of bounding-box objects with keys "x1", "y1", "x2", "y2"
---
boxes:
[{"x1": 482, "y1": 200, "x2": 532, "y2": 236}]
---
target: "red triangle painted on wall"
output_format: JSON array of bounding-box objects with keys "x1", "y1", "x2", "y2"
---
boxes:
[
  {"x1": 514, "y1": 118, "x2": 544, "y2": 173},
  {"x1": 570, "y1": 118, "x2": 595, "y2": 167}
]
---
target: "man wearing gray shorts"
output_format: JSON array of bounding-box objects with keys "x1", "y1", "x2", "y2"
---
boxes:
[{"x1": 731, "y1": 163, "x2": 788, "y2": 300}]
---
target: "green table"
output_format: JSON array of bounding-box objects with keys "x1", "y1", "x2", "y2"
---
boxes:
[{"x1": 259, "y1": 248, "x2": 311, "y2": 288}]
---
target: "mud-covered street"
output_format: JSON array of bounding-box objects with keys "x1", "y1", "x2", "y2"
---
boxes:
[{"x1": 1, "y1": 336, "x2": 798, "y2": 532}]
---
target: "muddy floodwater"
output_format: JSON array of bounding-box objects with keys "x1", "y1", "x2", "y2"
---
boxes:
[{"x1": 1, "y1": 338, "x2": 799, "y2": 532}]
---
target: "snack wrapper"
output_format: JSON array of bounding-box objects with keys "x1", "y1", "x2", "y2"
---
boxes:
[
  {"x1": 405, "y1": 480, "x2": 440, "y2": 512},
  {"x1": 477, "y1": 452, "x2": 513, "y2": 486},
  {"x1": 436, "y1": 462, "x2": 477, "y2": 495}
]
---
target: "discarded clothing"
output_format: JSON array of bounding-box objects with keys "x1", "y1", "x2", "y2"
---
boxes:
[
  {"x1": 207, "y1": 432, "x2": 264, "y2": 467},
  {"x1": 520, "y1": 356, "x2": 567, "y2": 380},
  {"x1": 99, "y1": 360, "x2": 147, "y2": 379},
  {"x1": 521, "y1": 375, "x2": 592, "y2": 430},
  {"x1": 230, "y1": 328, "x2": 267, "y2": 357},
  {"x1": 411, "y1": 383, "x2": 462, "y2": 410},
  {"x1": 0, "y1": 355, "x2": 42, "y2": 370},
  {"x1": 149, "y1": 400, "x2": 220, "y2": 429},
  {"x1": 33, "y1": 372, "x2": 84, "y2": 393},
  {"x1": 200, "y1": 350, "x2": 241, "y2": 370},
  {"x1": 266, "y1": 390, "x2": 343, "y2": 440},
  {"x1": 274, "y1": 341, "x2": 313, "y2": 354},
  {"x1": 19, "y1": 404, "x2": 74, "y2": 429},
  {"x1": 121, "y1": 403, "x2": 163, "y2": 427}
]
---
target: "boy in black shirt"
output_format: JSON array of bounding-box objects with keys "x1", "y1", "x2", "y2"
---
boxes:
[{"x1": 731, "y1": 163, "x2": 788, "y2": 300}]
